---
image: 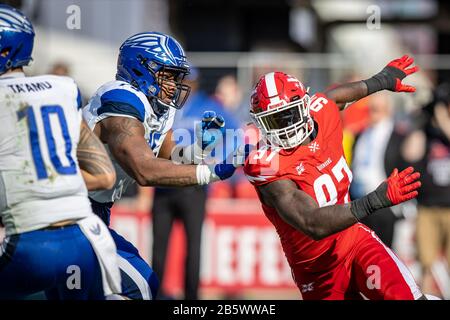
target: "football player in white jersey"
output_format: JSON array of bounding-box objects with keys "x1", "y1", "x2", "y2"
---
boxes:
[
  {"x1": 0, "y1": 4, "x2": 121, "y2": 299},
  {"x1": 83, "y1": 31, "x2": 247, "y2": 299}
]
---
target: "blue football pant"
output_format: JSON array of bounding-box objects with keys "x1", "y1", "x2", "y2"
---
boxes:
[
  {"x1": 109, "y1": 228, "x2": 159, "y2": 300},
  {"x1": 0, "y1": 225, "x2": 105, "y2": 300},
  {"x1": 89, "y1": 198, "x2": 159, "y2": 299}
]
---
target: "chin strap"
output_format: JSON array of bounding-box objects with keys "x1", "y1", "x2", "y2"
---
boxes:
[
  {"x1": 149, "y1": 98, "x2": 170, "y2": 116},
  {"x1": 309, "y1": 120, "x2": 317, "y2": 140}
]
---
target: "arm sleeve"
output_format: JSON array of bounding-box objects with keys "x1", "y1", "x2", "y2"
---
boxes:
[
  {"x1": 97, "y1": 89, "x2": 146, "y2": 122},
  {"x1": 243, "y1": 149, "x2": 280, "y2": 187}
]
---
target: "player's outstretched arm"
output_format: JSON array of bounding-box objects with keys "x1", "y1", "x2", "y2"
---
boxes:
[
  {"x1": 97, "y1": 116, "x2": 244, "y2": 187},
  {"x1": 258, "y1": 167, "x2": 421, "y2": 240},
  {"x1": 98, "y1": 116, "x2": 198, "y2": 187},
  {"x1": 78, "y1": 120, "x2": 116, "y2": 190},
  {"x1": 258, "y1": 179, "x2": 358, "y2": 240},
  {"x1": 325, "y1": 55, "x2": 419, "y2": 110}
]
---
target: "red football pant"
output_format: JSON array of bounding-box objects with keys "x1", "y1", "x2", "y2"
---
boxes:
[{"x1": 293, "y1": 223, "x2": 423, "y2": 300}]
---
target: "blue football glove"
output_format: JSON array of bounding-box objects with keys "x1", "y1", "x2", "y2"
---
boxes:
[
  {"x1": 196, "y1": 144, "x2": 254, "y2": 185},
  {"x1": 213, "y1": 144, "x2": 254, "y2": 180},
  {"x1": 182, "y1": 111, "x2": 227, "y2": 165},
  {"x1": 196, "y1": 110, "x2": 226, "y2": 151}
]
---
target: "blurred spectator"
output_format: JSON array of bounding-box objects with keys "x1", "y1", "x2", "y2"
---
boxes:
[
  {"x1": 213, "y1": 74, "x2": 255, "y2": 194},
  {"x1": 151, "y1": 68, "x2": 241, "y2": 300},
  {"x1": 401, "y1": 83, "x2": 450, "y2": 298},
  {"x1": 214, "y1": 74, "x2": 250, "y2": 126},
  {"x1": 48, "y1": 60, "x2": 89, "y2": 105},
  {"x1": 350, "y1": 92, "x2": 408, "y2": 247},
  {"x1": 48, "y1": 61, "x2": 70, "y2": 76},
  {"x1": 127, "y1": 185, "x2": 154, "y2": 213}
]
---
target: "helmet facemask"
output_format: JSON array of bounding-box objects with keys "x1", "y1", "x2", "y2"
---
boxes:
[
  {"x1": 251, "y1": 94, "x2": 314, "y2": 149},
  {"x1": 153, "y1": 65, "x2": 191, "y2": 110},
  {"x1": 135, "y1": 55, "x2": 191, "y2": 112}
]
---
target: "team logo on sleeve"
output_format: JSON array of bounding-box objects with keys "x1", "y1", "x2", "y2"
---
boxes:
[
  {"x1": 89, "y1": 223, "x2": 101, "y2": 236},
  {"x1": 296, "y1": 162, "x2": 305, "y2": 175},
  {"x1": 308, "y1": 141, "x2": 320, "y2": 153},
  {"x1": 245, "y1": 174, "x2": 276, "y2": 183},
  {"x1": 301, "y1": 282, "x2": 314, "y2": 293}
]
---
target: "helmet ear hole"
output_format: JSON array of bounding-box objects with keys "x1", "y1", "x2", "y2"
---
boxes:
[
  {"x1": 290, "y1": 95, "x2": 300, "y2": 102},
  {"x1": 1, "y1": 47, "x2": 11, "y2": 58},
  {"x1": 132, "y1": 68, "x2": 143, "y2": 77}
]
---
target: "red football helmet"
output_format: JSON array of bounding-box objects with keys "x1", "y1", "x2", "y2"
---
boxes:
[{"x1": 250, "y1": 71, "x2": 313, "y2": 149}]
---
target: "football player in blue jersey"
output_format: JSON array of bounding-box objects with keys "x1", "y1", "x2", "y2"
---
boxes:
[
  {"x1": 0, "y1": 4, "x2": 120, "y2": 300},
  {"x1": 83, "y1": 32, "x2": 247, "y2": 299}
]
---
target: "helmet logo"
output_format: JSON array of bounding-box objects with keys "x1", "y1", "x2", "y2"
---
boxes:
[
  {"x1": 0, "y1": 7, "x2": 34, "y2": 34},
  {"x1": 268, "y1": 100, "x2": 287, "y2": 109},
  {"x1": 0, "y1": 5, "x2": 35, "y2": 75},
  {"x1": 122, "y1": 33, "x2": 184, "y2": 67}
]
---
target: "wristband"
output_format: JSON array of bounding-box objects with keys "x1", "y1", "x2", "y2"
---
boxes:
[
  {"x1": 350, "y1": 182, "x2": 391, "y2": 221},
  {"x1": 363, "y1": 66, "x2": 405, "y2": 95},
  {"x1": 195, "y1": 164, "x2": 220, "y2": 185}
]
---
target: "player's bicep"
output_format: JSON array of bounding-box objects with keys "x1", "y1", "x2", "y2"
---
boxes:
[
  {"x1": 323, "y1": 81, "x2": 368, "y2": 109},
  {"x1": 258, "y1": 179, "x2": 319, "y2": 230},
  {"x1": 99, "y1": 116, "x2": 155, "y2": 176}
]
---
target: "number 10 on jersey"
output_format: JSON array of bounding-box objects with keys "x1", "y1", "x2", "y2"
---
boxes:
[{"x1": 18, "y1": 105, "x2": 77, "y2": 180}]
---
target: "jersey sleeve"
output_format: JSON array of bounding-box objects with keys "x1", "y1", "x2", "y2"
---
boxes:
[
  {"x1": 309, "y1": 92, "x2": 342, "y2": 140},
  {"x1": 60, "y1": 76, "x2": 83, "y2": 111},
  {"x1": 97, "y1": 88, "x2": 146, "y2": 122},
  {"x1": 309, "y1": 92, "x2": 339, "y2": 114},
  {"x1": 243, "y1": 147, "x2": 282, "y2": 187},
  {"x1": 65, "y1": 78, "x2": 83, "y2": 125}
]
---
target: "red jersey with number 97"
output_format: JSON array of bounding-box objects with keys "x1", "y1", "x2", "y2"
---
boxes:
[{"x1": 244, "y1": 92, "x2": 355, "y2": 267}]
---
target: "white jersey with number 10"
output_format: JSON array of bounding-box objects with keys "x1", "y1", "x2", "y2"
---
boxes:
[{"x1": 0, "y1": 73, "x2": 92, "y2": 236}]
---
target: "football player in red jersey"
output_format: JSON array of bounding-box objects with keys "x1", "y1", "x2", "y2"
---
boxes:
[{"x1": 244, "y1": 55, "x2": 426, "y2": 300}]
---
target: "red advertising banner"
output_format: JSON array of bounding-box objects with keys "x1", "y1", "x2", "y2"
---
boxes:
[{"x1": 110, "y1": 199, "x2": 298, "y2": 298}]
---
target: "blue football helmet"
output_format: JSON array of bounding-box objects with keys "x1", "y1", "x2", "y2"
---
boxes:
[
  {"x1": 116, "y1": 32, "x2": 191, "y2": 113},
  {"x1": 0, "y1": 4, "x2": 35, "y2": 75}
]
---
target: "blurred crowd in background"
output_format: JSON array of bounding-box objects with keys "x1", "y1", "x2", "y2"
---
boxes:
[{"x1": 1, "y1": 0, "x2": 450, "y2": 300}]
